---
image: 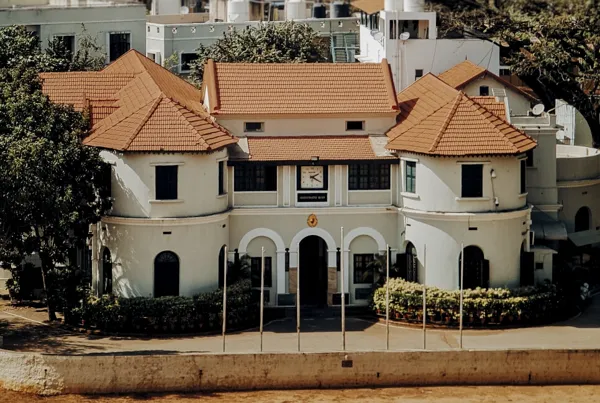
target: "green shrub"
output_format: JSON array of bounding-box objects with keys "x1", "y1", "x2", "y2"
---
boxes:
[
  {"x1": 68, "y1": 279, "x2": 258, "y2": 334},
  {"x1": 372, "y1": 279, "x2": 567, "y2": 326}
]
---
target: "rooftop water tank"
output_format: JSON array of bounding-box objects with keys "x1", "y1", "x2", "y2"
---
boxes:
[
  {"x1": 330, "y1": 0, "x2": 349, "y2": 18},
  {"x1": 227, "y1": 0, "x2": 250, "y2": 22},
  {"x1": 384, "y1": 0, "x2": 403, "y2": 12},
  {"x1": 312, "y1": 1, "x2": 326, "y2": 18},
  {"x1": 286, "y1": 0, "x2": 306, "y2": 20},
  {"x1": 404, "y1": 0, "x2": 424, "y2": 12}
]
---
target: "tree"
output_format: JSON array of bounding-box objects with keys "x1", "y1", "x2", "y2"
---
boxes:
[
  {"x1": 46, "y1": 25, "x2": 106, "y2": 72},
  {"x1": 431, "y1": 0, "x2": 600, "y2": 145},
  {"x1": 0, "y1": 67, "x2": 112, "y2": 320},
  {"x1": 189, "y1": 21, "x2": 329, "y2": 85}
]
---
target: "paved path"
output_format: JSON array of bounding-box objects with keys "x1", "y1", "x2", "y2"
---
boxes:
[{"x1": 1, "y1": 295, "x2": 599, "y2": 355}]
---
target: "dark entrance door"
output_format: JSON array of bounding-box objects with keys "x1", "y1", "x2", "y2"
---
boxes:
[{"x1": 299, "y1": 235, "x2": 328, "y2": 307}]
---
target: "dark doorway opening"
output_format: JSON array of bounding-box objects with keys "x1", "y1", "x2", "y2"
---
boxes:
[
  {"x1": 575, "y1": 206, "x2": 592, "y2": 232},
  {"x1": 154, "y1": 251, "x2": 180, "y2": 297},
  {"x1": 299, "y1": 235, "x2": 328, "y2": 307},
  {"x1": 459, "y1": 245, "x2": 489, "y2": 289}
]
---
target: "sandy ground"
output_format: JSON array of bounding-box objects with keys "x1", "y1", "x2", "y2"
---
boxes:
[{"x1": 2, "y1": 386, "x2": 600, "y2": 402}]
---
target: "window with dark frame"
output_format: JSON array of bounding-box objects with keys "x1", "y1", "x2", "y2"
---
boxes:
[
  {"x1": 346, "y1": 121, "x2": 365, "y2": 131},
  {"x1": 180, "y1": 53, "x2": 196, "y2": 72},
  {"x1": 526, "y1": 149, "x2": 534, "y2": 167},
  {"x1": 234, "y1": 164, "x2": 277, "y2": 192},
  {"x1": 155, "y1": 165, "x2": 178, "y2": 200},
  {"x1": 109, "y1": 32, "x2": 131, "y2": 61},
  {"x1": 348, "y1": 164, "x2": 390, "y2": 190},
  {"x1": 479, "y1": 85, "x2": 490, "y2": 96},
  {"x1": 461, "y1": 164, "x2": 483, "y2": 198},
  {"x1": 520, "y1": 159, "x2": 526, "y2": 194},
  {"x1": 353, "y1": 254, "x2": 375, "y2": 284},
  {"x1": 218, "y1": 161, "x2": 225, "y2": 195},
  {"x1": 405, "y1": 160, "x2": 416, "y2": 193},
  {"x1": 389, "y1": 19, "x2": 397, "y2": 39},
  {"x1": 250, "y1": 257, "x2": 272, "y2": 288},
  {"x1": 415, "y1": 69, "x2": 424, "y2": 80},
  {"x1": 55, "y1": 35, "x2": 75, "y2": 60},
  {"x1": 244, "y1": 122, "x2": 264, "y2": 132}
]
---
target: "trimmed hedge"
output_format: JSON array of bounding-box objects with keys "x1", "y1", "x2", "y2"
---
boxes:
[
  {"x1": 373, "y1": 279, "x2": 567, "y2": 327},
  {"x1": 68, "y1": 279, "x2": 258, "y2": 334}
]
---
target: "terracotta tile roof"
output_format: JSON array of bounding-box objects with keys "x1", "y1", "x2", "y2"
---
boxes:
[
  {"x1": 470, "y1": 96, "x2": 507, "y2": 120},
  {"x1": 232, "y1": 136, "x2": 396, "y2": 162},
  {"x1": 386, "y1": 74, "x2": 536, "y2": 156},
  {"x1": 40, "y1": 50, "x2": 236, "y2": 152},
  {"x1": 351, "y1": 0, "x2": 384, "y2": 14},
  {"x1": 438, "y1": 60, "x2": 538, "y2": 102},
  {"x1": 202, "y1": 60, "x2": 398, "y2": 116}
]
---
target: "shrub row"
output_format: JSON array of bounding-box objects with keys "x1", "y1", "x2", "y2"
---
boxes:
[
  {"x1": 67, "y1": 279, "x2": 258, "y2": 334},
  {"x1": 372, "y1": 279, "x2": 567, "y2": 327}
]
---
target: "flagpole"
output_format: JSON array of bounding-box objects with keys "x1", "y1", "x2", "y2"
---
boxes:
[
  {"x1": 385, "y1": 244, "x2": 390, "y2": 351},
  {"x1": 222, "y1": 245, "x2": 227, "y2": 353},
  {"x1": 260, "y1": 246, "x2": 265, "y2": 352},
  {"x1": 459, "y1": 242, "x2": 464, "y2": 350},
  {"x1": 423, "y1": 244, "x2": 426, "y2": 350},
  {"x1": 297, "y1": 244, "x2": 301, "y2": 352},
  {"x1": 340, "y1": 226, "x2": 346, "y2": 351}
]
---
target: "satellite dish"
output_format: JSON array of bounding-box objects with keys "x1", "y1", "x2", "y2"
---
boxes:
[
  {"x1": 399, "y1": 32, "x2": 410, "y2": 41},
  {"x1": 180, "y1": 6, "x2": 189, "y2": 14},
  {"x1": 532, "y1": 103, "x2": 545, "y2": 116}
]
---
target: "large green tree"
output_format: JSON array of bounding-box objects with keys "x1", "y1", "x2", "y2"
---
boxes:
[
  {"x1": 0, "y1": 67, "x2": 111, "y2": 320},
  {"x1": 189, "y1": 21, "x2": 329, "y2": 85},
  {"x1": 431, "y1": 0, "x2": 600, "y2": 145}
]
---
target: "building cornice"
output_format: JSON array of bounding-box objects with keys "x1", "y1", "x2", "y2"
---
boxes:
[
  {"x1": 398, "y1": 206, "x2": 530, "y2": 222},
  {"x1": 557, "y1": 178, "x2": 600, "y2": 189},
  {"x1": 229, "y1": 206, "x2": 397, "y2": 216},
  {"x1": 102, "y1": 211, "x2": 230, "y2": 226}
]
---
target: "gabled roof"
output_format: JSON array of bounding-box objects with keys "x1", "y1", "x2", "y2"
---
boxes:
[
  {"x1": 201, "y1": 59, "x2": 398, "y2": 116},
  {"x1": 438, "y1": 60, "x2": 538, "y2": 102},
  {"x1": 40, "y1": 50, "x2": 236, "y2": 152},
  {"x1": 386, "y1": 74, "x2": 536, "y2": 156}
]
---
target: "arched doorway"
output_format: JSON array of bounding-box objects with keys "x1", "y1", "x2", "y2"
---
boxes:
[
  {"x1": 575, "y1": 207, "x2": 592, "y2": 232},
  {"x1": 299, "y1": 235, "x2": 328, "y2": 307},
  {"x1": 102, "y1": 248, "x2": 112, "y2": 295},
  {"x1": 406, "y1": 242, "x2": 419, "y2": 283},
  {"x1": 458, "y1": 246, "x2": 489, "y2": 289},
  {"x1": 154, "y1": 251, "x2": 180, "y2": 297}
]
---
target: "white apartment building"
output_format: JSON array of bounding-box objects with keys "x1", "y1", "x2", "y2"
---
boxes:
[{"x1": 0, "y1": 0, "x2": 146, "y2": 61}]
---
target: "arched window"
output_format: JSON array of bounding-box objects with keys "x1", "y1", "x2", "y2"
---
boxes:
[
  {"x1": 406, "y1": 242, "x2": 419, "y2": 283},
  {"x1": 154, "y1": 251, "x2": 180, "y2": 297},
  {"x1": 102, "y1": 248, "x2": 112, "y2": 295},
  {"x1": 459, "y1": 246, "x2": 489, "y2": 289},
  {"x1": 575, "y1": 207, "x2": 592, "y2": 232}
]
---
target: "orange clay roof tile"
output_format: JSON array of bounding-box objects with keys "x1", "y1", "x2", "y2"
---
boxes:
[
  {"x1": 40, "y1": 50, "x2": 236, "y2": 152},
  {"x1": 240, "y1": 136, "x2": 395, "y2": 162},
  {"x1": 386, "y1": 74, "x2": 536, "y2": 156},
  {"x1": 203, "y1": 60, "x2": 398, "y2": 116},
  {"x1": 470, "y1": 96, "x2": 507, "y2": 120},
  {"x1": 351, "y1": 0, "x2": 384, "y2": 14}
]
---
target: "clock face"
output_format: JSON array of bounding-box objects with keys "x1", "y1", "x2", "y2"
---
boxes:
[{"x1": 300, "y1": 166, "x2": 325, "y2": 189}]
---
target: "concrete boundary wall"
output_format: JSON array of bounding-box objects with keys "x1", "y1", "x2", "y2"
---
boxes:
[{"x1": 2, "y1": 349, "x2": 600, "y2": 395}]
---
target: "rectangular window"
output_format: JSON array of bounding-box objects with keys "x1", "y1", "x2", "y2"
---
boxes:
[
  {"x1": 479, "y1": 85, "x2": 490, "y2": 96},
  {"x1": 405, "y1": 161, "x2": 416, "y2": 193},
  {"x1": 109, "y1": 32, "x2": 131, "y2": 62},
  {"x1": 526, "y1": 149, "x2": 534, "y2": 167},
  {"x1": 353, "y1": 254, "x2": 375, "y2": 284},
  {"x1": 348, "y1": 164, "x2": 390, "y2": 190},
  {"x1": 251, "y1": 257, "x2": 272, "y2": 288},
  {"x1": 155, "y1": 165, "x2": 178, "y2": 200},
  {"x1": 218, "y1": 161, "x2": 225, "y2": 195},
  {"x1": 461, "y1": 164, "x2": 483, "y2": 198},
  {"x1": 389, "y1": 19, "x2": 397, "y2": 40},
  {"x1": 244, "y1": 122, "x2": 264, "y2": 132},
  {"x1": 346, "y1": 121, "x2": 365, "y2": 131},
  {"x1": 234, "y1": 165, "x2": 277, "y2": 191},
  {"x1": 520, "y1": 159, "x2": 526, "y2": 194},
  {"x1": 54, "y1": 35, "x2": 75, "y2": 60},
  {"x1": 415, "y1": 69, "x2": 424, "y2": 80},
  {"x1": 180, "y1": 53, "x2": 196, "y2": 72}
]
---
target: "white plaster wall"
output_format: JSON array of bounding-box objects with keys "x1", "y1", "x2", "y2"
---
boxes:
[
  {"x1": 399, "y1": 154, "x2": 527, "y2": 213},
  {"x1": 101, "y1": 215, "x2": 229, "y2": 297},
  {"x1": 558, "y1": 184, "x2": 600, "y2": 233},
  {"x1": 461, "y1": 77, "x2": 532, "y2": 116},
  {"x1": 217, "y1": 117, "x2": 397, "y2": 137},
  {"x1": 556, "y1": 145, "x2": 600, "y2": 182},
  {"x1": 525, "y1": 129, "x2": 558, "y2": 206},
  {"x1": 0, "y1": 5, "x2": 146, "y2": 55},
  {"x1": 102, "y1": 150, "x2": 229, "y2": 218},
  {"x1": 403, "y1": 210, "x2": 529, "y2": 289}
]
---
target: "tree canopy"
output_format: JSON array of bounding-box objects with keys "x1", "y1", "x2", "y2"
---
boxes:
[
  {"x1": 431, "y1": 0, "x2": 600, "y2": 145},
  {"x1": 189, "y1": 21, "x2": 329, "y2": 85}
]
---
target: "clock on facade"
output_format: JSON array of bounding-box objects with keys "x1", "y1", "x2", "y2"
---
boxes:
[{"x1": 299, "y1": 165, "x2": 326, "y2": 190}]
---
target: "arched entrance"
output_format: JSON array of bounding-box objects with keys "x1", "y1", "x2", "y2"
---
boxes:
[
  {"x1": 575, "y1": 207, "x2": 592, "y2": 232},
  {"x1": 299, "y1": 235, "x2": 328, "y2": 306},
  {"x1": 154, "y1": 251, "x2": 180, "y2": 297},
  {"x1": 102, "y1": 248, "x2": 112, "y2": 295},
  {"x1": 458, "y1": 246, "x2": 489, "y2": 289},
  {"x1": 406, "y1": 242, "x2": 419, "y2": 283}
]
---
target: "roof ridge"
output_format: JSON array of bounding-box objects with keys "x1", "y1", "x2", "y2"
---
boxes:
[
  {"x1": 168, "y1": 98, "x2": 211, "y2": 150},
  {"x1": 85, "y1": 98, "x2": 155, "y2": 144},
  {"x1": 428, "y1": 93, "x2": 463, "y2": 153},
  {"x1": 123, "y1": 95, "x2": 164, "y2": 150}
]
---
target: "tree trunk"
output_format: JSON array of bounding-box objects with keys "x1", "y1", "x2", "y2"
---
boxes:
[{"x1": 39, "y1": 252, "x2": 57, "y2": 322}]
